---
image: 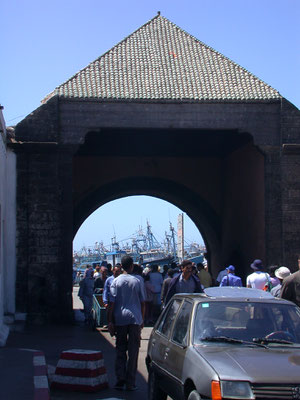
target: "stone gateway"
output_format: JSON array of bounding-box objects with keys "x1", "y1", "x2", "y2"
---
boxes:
[{"x1": 9, "y1": 14, "x2": 300, "y2": 323}]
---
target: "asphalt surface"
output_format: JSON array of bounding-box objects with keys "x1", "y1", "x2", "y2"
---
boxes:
[{"x1": 1, "y1": 286, "x2": 152, "y2": 400}]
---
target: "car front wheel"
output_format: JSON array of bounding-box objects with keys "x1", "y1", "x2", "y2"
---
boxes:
[
  {"x1": 187, "y1": 389, "x2": 201, "y2": 400},
  {"x1": 148, "y1": 368, "x2": 167, "y2": 400}
]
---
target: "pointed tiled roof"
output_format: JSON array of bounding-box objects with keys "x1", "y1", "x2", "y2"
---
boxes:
[{"x1": 42, "y1": 14, "x2": 281, "y2": 103}]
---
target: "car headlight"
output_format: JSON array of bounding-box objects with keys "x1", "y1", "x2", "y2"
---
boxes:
[{"x1": 211, "y1": 380, "x2": 254, "y2": 399}]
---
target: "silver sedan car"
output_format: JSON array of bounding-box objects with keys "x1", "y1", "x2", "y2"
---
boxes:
[{"x1": 146, "y1": 287, "x2": 300, "y2": 400}]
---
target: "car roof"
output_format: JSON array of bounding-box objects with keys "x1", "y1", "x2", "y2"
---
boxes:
[
  {"x1": 172, "y1": 287, "x2": 290, "y2": 304},
  {"x1": 205, "y1": 287, "x2": 274, "y2": 299}
]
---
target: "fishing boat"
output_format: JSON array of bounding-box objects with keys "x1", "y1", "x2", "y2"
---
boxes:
[
  {"x1": 185, "y1": 242, "x2": 205, "y2": 264},
  {"x1": 105, "y1": 235, "x2": 127, "y2": 266},
  {"x1": 73, "y1": 217, "x2": 205, "y2": 268},
  {"x1": 73, "y1": 242, "x2": 107, "y2": 269},
  {"x1": 134, "y1": 222, "x2": 176, "y2": 266}
]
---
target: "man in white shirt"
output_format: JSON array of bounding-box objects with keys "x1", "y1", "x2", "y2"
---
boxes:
[
  {"x1": 216, "y1": 267, "x2": 227, "y2": 285},
  {"x1": 149, "y1": 264, "x2": 164, "y2": 306},
  {"x1": 246, "y1": 259, "x2": 270, "y2": 290}
]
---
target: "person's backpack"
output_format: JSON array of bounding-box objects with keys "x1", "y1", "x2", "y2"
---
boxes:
[{"x1": 263, "y1": 273, "x2": 273, "y2": 292}]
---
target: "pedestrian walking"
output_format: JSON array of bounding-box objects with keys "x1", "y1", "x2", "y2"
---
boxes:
[
  {"x1": 271, "y1": 266, "x2": 291, "y2": 298},
  {"x1": 246, "y1": 259, "x2": 270, "y2": 290},
  {"x1": 197, "y1": 262, "x2": 212, "y2": 288},
  {"x1": 144, "y1": 274, "x2": 155, "y2": 324},
  {"x1": 280, "y1": 261, "x2": 300, "y2": 307},
  {"x1": 149, "y1": 264, "x2": 163, "y2": 318},
  {"x1": 267, "y1": 265, "x2": 280, "y2": 288},
  {"x1": 219, "y1": 265, "x2": 242, "y2": 287},
  {"x1": 93, "y1": 265, "x2": 101, "y2": 279},
  {"x1": 160, "y1": 268, "x2": 175, "y2": 307},
  {"x1": 94, "y1": 266, "x2": 108, "y2": 294},
  {"x1": 132, "y1": 263, "x2": 146, "y2": 298},
  {"x1": 103, "y1": 264, "x2": 122, "y2": 305},
  {"x1": 165, "y1": 259, "x2": 203, "y2": 304},
  {"x1": 160, "y1": 264, "x2": 168, "y2": 280},
  {"x1": 78, "y1": 265, "x2": 94, "y2": 324},
  {"x1": 216, "y1": 266, "x2": 227, "y2": 285},
  {"x1": 107, "y1": 255, "x2": 145, "y2": 391}
]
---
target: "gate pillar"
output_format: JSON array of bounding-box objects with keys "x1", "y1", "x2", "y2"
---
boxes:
[
  {"x1": 15, "y1": 145, "x2": 74, "y2": 324},
  {"x1": 262, "y1": 146, "x2": 283, "y2": 267}
]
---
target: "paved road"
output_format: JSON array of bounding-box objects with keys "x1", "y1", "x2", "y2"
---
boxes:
[{"x1": 50, "y1": 287, "x2": 151, "y2": 399}]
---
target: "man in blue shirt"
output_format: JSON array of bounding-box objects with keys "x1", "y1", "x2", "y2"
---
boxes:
[
  {"x1": 108, "y1": 255, "x2": 145, "y2": 392},
  {"x1": 220, "y1": 265, "x2": 242, "y2": 287},
  {"x1": 103, "y1": 264, "x2": 122, "y2": 305}
]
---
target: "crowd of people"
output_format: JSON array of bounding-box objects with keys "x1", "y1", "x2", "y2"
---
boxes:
[
  {"x1": 77, "y1": 257, "x2": 300, "y2": 325},
  {"x1": 76, "y1": 255, "x2": 300, "y2": 392}
]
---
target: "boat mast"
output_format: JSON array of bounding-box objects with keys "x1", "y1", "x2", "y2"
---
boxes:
[
  {"x1": 131, "y1": 225, "x2": 147, "y2": 253},
  {"x1": 111, "y1": 235, "x2": 120, "y2": 252},
  {"x1": 146, "y1": 221, "x2": 161, "y2": 250}
]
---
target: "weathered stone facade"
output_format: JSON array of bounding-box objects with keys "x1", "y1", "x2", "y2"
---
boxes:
[
  {"x1": 9, "y1": 14, "x2": 300, "y2": 323},
  {"x1": 10, "y1": 96, "x2": 300, "y2": 323}
]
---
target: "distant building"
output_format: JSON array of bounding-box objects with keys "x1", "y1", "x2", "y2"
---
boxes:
[{"x1": 0, "y1": 107, "x2": 17, "y2": 346}]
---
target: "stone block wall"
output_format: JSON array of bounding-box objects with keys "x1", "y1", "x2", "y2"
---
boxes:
[
  {"x1": 12, "y1": 97, "x2": 300, "y2": 321},
  {"x1": 16, "y1": 147, "x2": 73, "y2": 323},
  {"x1": 281, "y1": 100, "x2": 300, "y2": 271}
]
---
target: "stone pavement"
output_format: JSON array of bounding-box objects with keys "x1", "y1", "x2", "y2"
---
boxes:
[
  {"x1": 0, "y1": 287, "x2": 151, "y2": 400},
  {"x1": 0, "y1": 347, "x2": 35, "y2": 399}
]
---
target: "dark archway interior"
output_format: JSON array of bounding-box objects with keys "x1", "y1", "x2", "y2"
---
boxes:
[{"x1": 76, "y1": 128, "x2": 251, "y2": 157}]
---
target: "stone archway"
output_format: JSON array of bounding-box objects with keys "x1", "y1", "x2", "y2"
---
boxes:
[
  {"x1": 73, "y1": 176, "x2": 222, "y2": 278},
  {"x1": 10, "y1": 13, "x2": 300, "y2": 323},
  {"x1": 72, "y1": 126, "x2": 266, "y2": 279},
  {"x1": 12, "y1": 118, "x2": 271, "y2": 323}
]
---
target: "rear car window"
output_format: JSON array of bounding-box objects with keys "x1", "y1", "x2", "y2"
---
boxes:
[
  {"x1": 157, "y1": 299, "x2": 182, "y2": 338},
  {"x1": 172, "y1": 300, "x2": 193, "y2": 346}
]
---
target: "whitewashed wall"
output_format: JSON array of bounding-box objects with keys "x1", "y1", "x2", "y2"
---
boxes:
[
  {"x1": 0, "y1": 109, "x2": 16, "y2": 346},
  {"x1": 4, "y1": 151, "x2": 16, "y2": 315}
]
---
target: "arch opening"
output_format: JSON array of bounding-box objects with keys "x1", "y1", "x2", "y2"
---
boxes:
[
  {"x1": 73, "y1": 195, "x2": 206, "y2": 267},
  {"x1": 73, "y1": 177, "x2": 223, "y2": 278}
]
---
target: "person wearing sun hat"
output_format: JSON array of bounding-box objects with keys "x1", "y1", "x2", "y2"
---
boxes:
[
  {"x1": 219, "y1": 265, "x2": 242, "y2": 287},
  {"x1": 280, "y1": 259, "x2": 300, "y2": 307},
  {"x1": 246, "y1": 259, "x2": 270, "y2": 290},
  {"x1": 270, "y1": 266, "x2": 291, "y2": 298}
]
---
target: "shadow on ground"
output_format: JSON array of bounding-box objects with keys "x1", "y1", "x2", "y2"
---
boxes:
[{"x1": 6, "y1": 307, "x2": 150, "y2": 400}]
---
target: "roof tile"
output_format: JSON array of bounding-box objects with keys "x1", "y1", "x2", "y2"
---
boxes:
[{"x1": 42, "y1": 14, "x2": 281, "y2": 103}]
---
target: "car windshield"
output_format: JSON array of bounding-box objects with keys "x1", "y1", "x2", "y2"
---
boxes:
[{"x1": 193, "y1": 301, "x2": 300, "y2": 345}]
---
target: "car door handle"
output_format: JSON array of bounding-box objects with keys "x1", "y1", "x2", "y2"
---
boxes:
[
  {"x1": 164, "y1": 347, "x2": 170, "y2": 359},
  {"x1": 152, "y1": 339, "x2": 156, "y2": 347}
]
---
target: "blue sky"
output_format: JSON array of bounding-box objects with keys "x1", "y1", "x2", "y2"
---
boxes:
[
  {"x1": 73, "y1": 196, "x2": 202, "y2": 251},
  {"x1": 1, "y1": 0, "x2": 299, "y2": 250}
]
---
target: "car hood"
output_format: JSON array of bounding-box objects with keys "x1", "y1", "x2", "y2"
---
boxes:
[{"x1": 194, "y1": 345, "x2": 300, "y2": 383}]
